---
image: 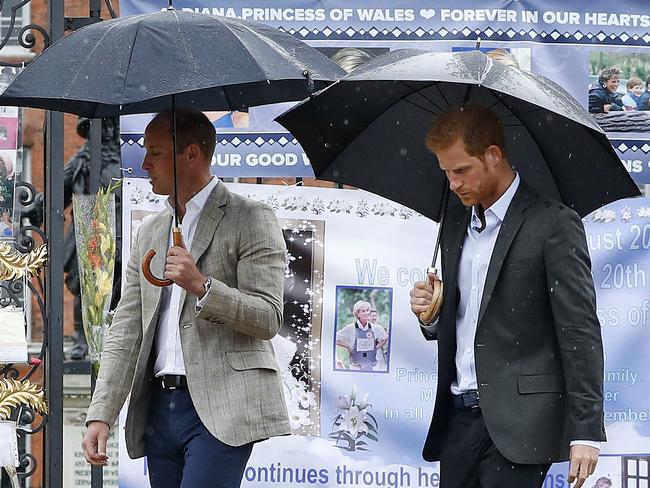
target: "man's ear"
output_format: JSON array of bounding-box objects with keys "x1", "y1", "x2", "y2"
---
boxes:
[
  {"x1": 484, "y1": 145, "x2": 503, "y2": 165},
  {"x1": 185, "y1": 143, "x2": 202, "y2": 163}
]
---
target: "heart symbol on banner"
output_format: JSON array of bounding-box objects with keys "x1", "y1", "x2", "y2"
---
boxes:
[{"x1": 419, "y1": 9, "x2": 436, "y2": 20}]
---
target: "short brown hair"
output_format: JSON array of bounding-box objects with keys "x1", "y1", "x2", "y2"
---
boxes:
[
  {"x1": 152, "y1": 108, "x2": 216, "y2": 162},
  {"x1": 425, "y1": 104, "x2": 505, "y2": 157},
  {"x1": 627, "y1": 76, "x2": 643, "y2": 90}
]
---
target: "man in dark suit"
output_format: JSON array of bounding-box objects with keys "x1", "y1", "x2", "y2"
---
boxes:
[{"x1": 409, "y1": 104, "x2": 605, "y2": 488}]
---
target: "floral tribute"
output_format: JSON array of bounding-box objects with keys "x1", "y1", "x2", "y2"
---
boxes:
[{"x1": 73, "y1": 180, "x2": 121, "y2": 375}]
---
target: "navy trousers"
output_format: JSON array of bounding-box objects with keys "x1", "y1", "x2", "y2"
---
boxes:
[{"x1": 145, "y1": 388, "x2": 254, "y2": 488}]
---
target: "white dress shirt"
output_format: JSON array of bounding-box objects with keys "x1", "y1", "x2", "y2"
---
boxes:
[
  {"x1": 153, "y1": 177, "x2": 219, "y2": 377},
  {"x1": 452, "y1": 173, "x2": 520, "y2": 395}
]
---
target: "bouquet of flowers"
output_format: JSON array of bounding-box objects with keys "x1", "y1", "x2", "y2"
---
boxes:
[
  {"x1": 73, "y1": 180, "x2": 121, "y2": 375},
  {"x1": 330, "y1": 384, "x2": 379, "y2": 451}
]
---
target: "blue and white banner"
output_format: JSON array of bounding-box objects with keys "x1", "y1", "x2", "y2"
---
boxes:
[
  {"x1": 611, "y1": 139, "x2": 650, "y2": 184},
  {"x1": 115, "y1": 1, "x2": 650, "y2": 486},
  {"x1": 120, "y1": 108, "x2": 316, "y2": 178},
  {"x1": 584, "y1": 197, "x2": 650, "y2": 453},
  {"x1": 122, "y1": 0, "x2": 650, "y2": 44},
  {"x1": 121, "y1": 0, "x2": 650, "y2": 183},
  {"x1": 117, "y1": 181, "x2": 650, "y2": 488}
]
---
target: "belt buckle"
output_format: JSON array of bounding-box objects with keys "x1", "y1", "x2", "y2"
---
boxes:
[
  {"x1": 464, "y1": 390, "x2": 479, "y2": 409},
  {"x1": 161, "y1": 376, "x2": 177, "y2": 390},
  {"x1": 470, "y1": 390, "x2": 480, "y2": 409}
]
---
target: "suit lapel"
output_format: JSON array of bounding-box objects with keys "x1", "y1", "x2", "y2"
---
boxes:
[
  {"x1": 143, "y1": 212, "x2": 172, "y2": 332},
  {"x1": 178, "y1": 181, "x2": 228, "y2": 307},
  {"x1": 444, "y1": 207, "x2": 471, "y2": 288},
  {"x1": 477, "y1": 184, "x2": 532, "y2": 325},
  {"x1": 190, "y1": 182, "x2": 227, "y2": 262},
  {"x1": 438, "y1": 207, "x2": 470, "y2": 345}
]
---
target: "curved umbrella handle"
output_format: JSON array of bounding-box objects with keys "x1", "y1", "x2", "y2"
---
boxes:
[
  {"x1": 142, "y1": 228, "x2": 184, "y2": 287},
  {"x1": 419, "y1": 278, "x2": 443, "y2": 324}
]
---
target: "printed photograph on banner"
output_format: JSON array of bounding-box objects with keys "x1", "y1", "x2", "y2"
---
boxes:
[
  {"x1": 0, "y1": 67, "x2": 18, "y2": 95},
  {"x1": 204, "y1": 109, "x2": 249, "y2": 131},
  {"x1": 277, "y1": 218, "x2": 325, "y2": 436},
  {"x1": 0, "y1": 117, "x2": 18, "y2": 149},
  {"x1": 318, "y1": 46, "x2": 389, "y2": 74},
  {"x1": 588, "y1": 51, "x2": 650, "y2": 132},
  {"x1": 452, "y1": 46, "x2": 531, "y2": 71},
  {"x1": 334, "y1": 286, "x2": 392, "y2": 374},
  {"x1": 0, "y1": 150, "x2": 16, "y2": 238},
  {"x1": 244, "y1": 46, "x2": 389, "y2": 132}
]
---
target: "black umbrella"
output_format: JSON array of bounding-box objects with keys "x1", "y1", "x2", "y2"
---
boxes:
[
  {"x1": 0, "y1": 9, "x2": 345, "y2": 117},
  {"x1": 0, "y1": 8, "x2": 345, "y2": 286},
  {"x1": 276, "y1": 49, "x2": 640, "y2": 220}
]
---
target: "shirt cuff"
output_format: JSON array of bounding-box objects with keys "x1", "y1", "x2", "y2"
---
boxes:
[
  {"x1": 570, "y1": 440, "x2": 601, "y2": 450},
  {"x1": 419, "y1": 318, "x2": 439, "y2": 330},
  {"x1": 195, "y1": 280, "x2": 213, "y2": 311}
]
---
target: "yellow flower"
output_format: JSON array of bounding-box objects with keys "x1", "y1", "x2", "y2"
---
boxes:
[
  {"x1": 96, "y1": 270, "x2": 113, "y2": 298},
  {"x1": 100, "y1": 233, "x2": 111, "y2": 255}
]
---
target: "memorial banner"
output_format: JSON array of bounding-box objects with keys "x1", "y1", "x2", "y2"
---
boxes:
[
  {"x1": 119, "y1": 0, "x2": 650, "y2": 184},
  {"x1": 117, "y1": 181, "x2": 650, "y2": 487}
]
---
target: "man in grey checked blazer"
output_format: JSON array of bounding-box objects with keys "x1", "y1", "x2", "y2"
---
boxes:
[{"x1": 82, "y1": 108, "x2": 290, "y2": 487}]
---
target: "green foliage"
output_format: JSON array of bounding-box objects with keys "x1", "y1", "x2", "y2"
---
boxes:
[
  {"x1": 335, "y1": 287, "x2": 392, "y2": 331},
  {"x1": 589, "y1": 52, "x2": 650, "y2": 81}
]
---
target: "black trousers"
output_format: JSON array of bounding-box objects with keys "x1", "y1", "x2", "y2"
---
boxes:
[{"x1": 439, "y1": 406, "x2": 551, "y2": 488}]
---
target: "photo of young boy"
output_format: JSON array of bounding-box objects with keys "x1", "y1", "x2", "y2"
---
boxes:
[{"x1": 621, "y1": 76, "x2": 646, "y2": 111}]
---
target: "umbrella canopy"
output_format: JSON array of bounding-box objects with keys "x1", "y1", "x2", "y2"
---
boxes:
[
  {"x1": 276, "y1": 49, "x2": 640, "y2": 219},
  {"x1": 0, "y1": 8, "x2": 346, "y2": 287},
  {"x1": 0, "y1": 9, "x2": 346, "y2": 117}
]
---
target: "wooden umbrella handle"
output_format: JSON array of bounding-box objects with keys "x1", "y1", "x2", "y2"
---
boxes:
[
  {"x1": 142, "y1": 228, "x2": 184, "y2": 287},
  {"x1": 419, "y1": 278, "x2": 444, "y2": 324}
]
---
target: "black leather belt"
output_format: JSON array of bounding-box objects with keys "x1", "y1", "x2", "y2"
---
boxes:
[
  {"x1": 153, "y1": 374, "x2": 188, "y2": 390},
  {"x1": 452, "y1": 390, "x2": 480, "y2": 409}
]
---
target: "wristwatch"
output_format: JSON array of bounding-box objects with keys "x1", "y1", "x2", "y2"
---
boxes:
[{"x1": 201, "y1": 276, "x2": 212, "y2": 297}]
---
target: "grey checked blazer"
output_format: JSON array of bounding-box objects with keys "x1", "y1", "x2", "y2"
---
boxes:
[{"x1": 86, "y1": 181, "x2": 290, "y2": 459}]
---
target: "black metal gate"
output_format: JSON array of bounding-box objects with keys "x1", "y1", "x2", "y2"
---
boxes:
[{"x1": 0, "y1": 1, "x2": 114, "y2": 486}]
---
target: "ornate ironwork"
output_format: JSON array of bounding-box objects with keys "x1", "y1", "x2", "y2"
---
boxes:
[
  {"x1": 0, "y1": 0, "x2": 50, "y2": 68},
  {"x1": 0, "y1": 0, "x2": 109, "y2": 484},
  {"x1": 0, "y1": 278, "x2": 23, "y2": 307},
  {"x1": 18, "y1": 23, "x2": 49, "y2": 50},
  {"x1": 1, "y1": 141, "x2": 50, "y2": 488},
  {"x1": 1, "y1": 177, "x2": 52, "y2": 485},
  {"x1": 104, "y1": 0, "x2": 117, "y2": 19},
  {"x1": 14, "y1": 182, "x2": 48, "y2": 253},
  {"x1": 15, "y1": 181, "x2": 37, "y2": 207},
  {"x1": 0, "y1": 378, "x2": 48, "y2": 420},
  {"x1": 18, "y1": 452, "x2": 38, "y2": 478},
  {"x1": 0, "y1": 241, "x2": 48, "y2": 281}
]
